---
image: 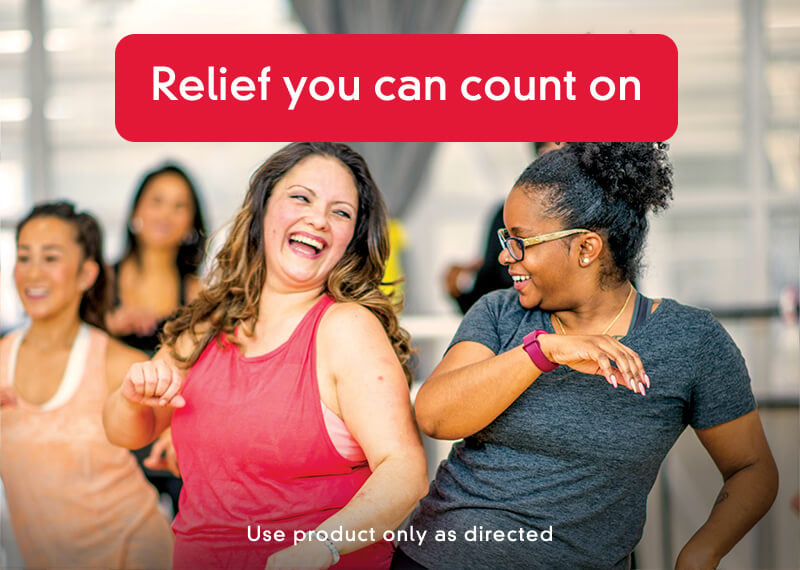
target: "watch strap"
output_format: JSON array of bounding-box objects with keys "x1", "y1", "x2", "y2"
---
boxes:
[{"x1": 523, "y1": 329, "x2": 559, "y2": 372}]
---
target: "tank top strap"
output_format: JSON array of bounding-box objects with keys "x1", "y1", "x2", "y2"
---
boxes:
[
  {"x1": 630, "y1": 292, "x2": 653, "y2": 332},
  {"x1": 0, "y1": 324, "x2": 108, "y2": 409},
  {"x1": 80, "y1": 326, "x2": 110, "y2": 395},
  {"x1": 0, "y1": 330, "x2": 21, "y2": 387},
  {"x1": 281, "y1": 294, "x2": 336, "y2": 363}
]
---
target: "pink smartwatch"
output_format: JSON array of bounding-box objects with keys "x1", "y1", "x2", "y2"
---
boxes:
[{"x1": 523, "y1": 329, "x2": 559, "y2": 373}]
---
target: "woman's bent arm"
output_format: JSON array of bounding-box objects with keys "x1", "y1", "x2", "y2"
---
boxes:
[
  {"x1": 676, "y1": 410, "x2": 778, "y2": 570},
  {"x1": 414, "y1": 341, "x2": 541, "y2": 440},
  {"x1": 103, "y1": 346, "x2": 183, "y2": 450},
  {"x1": 415, "y1": 333, "x2": 647, "y2": 441},
  {"x1": 266, "y1": 303, "x2": 429, "y2": 569}
]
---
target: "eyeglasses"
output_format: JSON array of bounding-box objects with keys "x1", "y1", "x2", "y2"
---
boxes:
[{"x1": 497, "y1": 227, "x2": 589, "y2": 261}]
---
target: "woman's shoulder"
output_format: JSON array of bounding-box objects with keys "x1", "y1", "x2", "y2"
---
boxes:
[
  {"x1": 652, "y1": 298, "x2": 720, "y2": 326},
  {"x1": 321, "y1": 300, "x2": 383, "y2": 335},
  {"x1": 644, "y1": 298, "x2": 734, "y2": 351}
]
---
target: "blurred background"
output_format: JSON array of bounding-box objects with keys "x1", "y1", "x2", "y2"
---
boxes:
[{"x1": 0, "y1": 0, "x2": 798, "y2": 568}]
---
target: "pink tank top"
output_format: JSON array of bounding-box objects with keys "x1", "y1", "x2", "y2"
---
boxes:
[{"x1": 170, "y1": 295, "x2": 394, "y2": 569}]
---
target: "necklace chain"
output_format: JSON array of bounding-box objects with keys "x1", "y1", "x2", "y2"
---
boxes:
[{"x1": 553, "y1": 284, "x2": 635, "y2": 336}]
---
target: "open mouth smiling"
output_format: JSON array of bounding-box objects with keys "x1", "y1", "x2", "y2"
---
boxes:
[
  {"x1": 288, "y1": 233, "x2": 327, "y2": 256},
  {"x1": 25, "y1": 286, "x2": 50, "y2": 299}
]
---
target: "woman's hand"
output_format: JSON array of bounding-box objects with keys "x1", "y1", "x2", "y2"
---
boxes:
[
  {"x1": 538, "y1": 333, "x2": 649, "y2": 394},
  {"x1": 444, "y1": 260, "x2": 482, "y2": 298},
  {"x1": 0, "y1": 386, "x2": 17, "y2": 408},
  {"x1": 143, "y1": 427, "x2": 180, "y2": 476},
  {"x1": 122, "y1": 360, "x2": 186, "y2": 408},
  {"x1": 264, "y1": 540, "x2": 334, "y2": 570},
  {"x1": 107, "y1": 306, "x2": 160, "y2": 336}
]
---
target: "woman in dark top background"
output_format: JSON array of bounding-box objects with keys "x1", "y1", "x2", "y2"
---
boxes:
[
  {"x1": 108, "y1": 163, "x2": 207, "y2": 353},
  {"x1": 107, "y1": 162, "x2": 208, "y2": 516},
  {"x1": 443, "y1": 143, "x2": 562, "y2": 314}
]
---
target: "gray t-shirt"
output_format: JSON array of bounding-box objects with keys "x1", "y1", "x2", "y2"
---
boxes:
[{"x1": 399, "y1": 289, "x2": 755, "y2": 569}]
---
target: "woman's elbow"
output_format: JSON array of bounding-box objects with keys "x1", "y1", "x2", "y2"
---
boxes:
[
  {"x1": 414, "y1": 406, "x2": 439, "y2": 439},
  {"x1": 102, "y1": 413, "x2": 128, "y2": 448},
  {"x1": 413, "y1": 389, "x2": 451, "y2": 439},
  {"x1": 762, "y1": 454, "x2": 779, "y2": 508},
  {"x1": 414, "y1": 405, "x2": 468, "y2": 441}
]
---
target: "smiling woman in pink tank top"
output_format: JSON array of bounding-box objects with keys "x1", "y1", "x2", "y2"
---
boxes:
[
  {"x1": 104, "y1": 142, "x2": 429, "y2": 569},
  {"x1": 1, "y1": 202, "x2": 173, "y2": 569}
]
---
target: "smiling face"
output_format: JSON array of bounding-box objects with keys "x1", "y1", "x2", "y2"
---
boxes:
[
  {"x1": 14, "y1": 217, "x2": 97, "y2": 323},
  {"x1": 131, "y1": 172, "x2": 195, "y2": 249},
  {"x1": 501, "y1": 185, "x2": 583, "y2": 310},
  {"x1": 261, "y1": 154, "x2": 359, "y2": 293}
]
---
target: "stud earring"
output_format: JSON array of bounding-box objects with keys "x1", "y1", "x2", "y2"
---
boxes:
[
  {"x1": 128, "y1": 217, "x2": 144, "y2": 234},
  {"x1": 182, "y1": 228, "x2": 200, "y2": 245},
  {"x1": 582, "y1": 257, "x2": 590, "y2": 264}
]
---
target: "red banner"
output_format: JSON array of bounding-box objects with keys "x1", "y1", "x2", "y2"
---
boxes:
[{"x1": 115, "y1": 34, "x2": 677, "y2": 142}]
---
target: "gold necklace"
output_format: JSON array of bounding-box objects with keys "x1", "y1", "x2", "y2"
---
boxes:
[{"x1": 553, "y1": 284, "x2": 635, "y2": 336}]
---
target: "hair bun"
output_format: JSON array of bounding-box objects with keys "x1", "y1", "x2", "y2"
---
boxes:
[{"x1": 571, "y1": 142, "x2": 673, "y2": 214}]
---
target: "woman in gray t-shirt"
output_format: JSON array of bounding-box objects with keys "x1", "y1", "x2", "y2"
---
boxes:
[{"x1": 394, "y1": 143, "x2": 777, "y2": 570}]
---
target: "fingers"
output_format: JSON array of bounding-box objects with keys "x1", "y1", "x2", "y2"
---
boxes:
[
  {"x1": 0, "y1": 387, "x2": 17, "y2": 408},
  {"x1": 548, "y1": 333, "x2": 649, "y2": 395},
  {"x1": 143, "y1": 449, "x2": 168, "y2": 471},
  {"x1": 158, "y1": 365, "x2": 186, "y2": 408},
  {"x1": 122, "y1": 360, "x2": 185, "y2": 408},
  {"x1": 602, "y1": 340, "x2": 646, "y2": 395},
  {"x1": 592, "y1": 352, "x2": 618, "y2": 389},
  {"x1": 599, "y1": 339, "x2": 646, "y2": 395},
  {"x1": 110, "y1": 307, "x2": 159, "y2": 336},
  {"x1": 128, "y1": 309, "x2": 158, "y2": 336},
  {"x1": 144, "y1": 432, "x2": 181, "y2": 476},
  {"x1": 146, "y1": 432, "x2": 170, "y2": 461},
  {"x1": 143, "y1": 453, "x2": 180, "y2": 477}
]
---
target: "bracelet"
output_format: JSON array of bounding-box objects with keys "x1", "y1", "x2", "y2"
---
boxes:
[
  {"x1": 522, "y1": 329, "x2": 559, "y2": 372},
  {"x1": 320, "y1": 537, "x2": 340, "y2": 566}
]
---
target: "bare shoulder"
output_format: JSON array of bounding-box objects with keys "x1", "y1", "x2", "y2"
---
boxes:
[
  {"x1": 318, "y1": 302, "x2": 393, "y2": 361},
  {"x1": 320, "y1": 301, "x2": 385, "y2": 336},
  {"x1": 105, "y1": 336, "x2": 149, "y2": 392},
  {"x1": 319, "y1": 302, "x2": 406, "y2": 395}
]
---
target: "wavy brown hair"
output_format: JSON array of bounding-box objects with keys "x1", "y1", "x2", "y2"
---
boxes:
[{"x1": 162, "y1": 142, "x2": 413, "y2": 384}]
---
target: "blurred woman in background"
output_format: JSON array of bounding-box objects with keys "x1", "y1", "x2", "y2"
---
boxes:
[
  {"x1": 108, "y1": 163, "x2": 207, "y2": 353},
  {"x1": 1, "y1": 201, "x2": 173, "y2": 569},
  {"x1": 108, "y1": 163, "x2": 208, "y2": 515}
]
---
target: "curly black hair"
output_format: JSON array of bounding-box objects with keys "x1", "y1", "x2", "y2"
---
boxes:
[{"x1": 515, "y1": 142, "x2": 673, "y2": 284}]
